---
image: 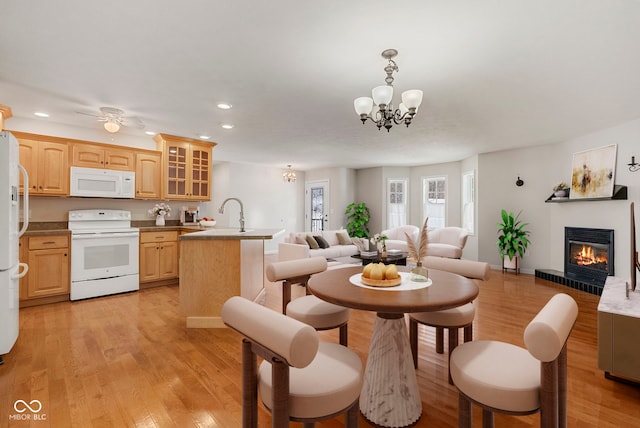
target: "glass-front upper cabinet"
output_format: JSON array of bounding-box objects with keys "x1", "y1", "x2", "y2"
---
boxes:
[{"x1": 153, "y1": 134, "x2": 216, "y2": 201}]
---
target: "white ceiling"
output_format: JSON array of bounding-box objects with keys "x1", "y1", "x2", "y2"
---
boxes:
[{"x1": 2, "y1": 0, "x2": 640, "y2": 171}]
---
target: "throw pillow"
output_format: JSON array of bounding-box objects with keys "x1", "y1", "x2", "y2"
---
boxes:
[
  {"x1": 314, "y1": 235, "x2": 330, "y2": 249},
  {"x1": 337, "y1": 231, "x2": 352, "y2": 245},
  {"x1": 306, "y1": 234, "x2": 320, "y2": 249},
  {"x1": 294, "y1": 234, "x2": 308, "y2": 245}
]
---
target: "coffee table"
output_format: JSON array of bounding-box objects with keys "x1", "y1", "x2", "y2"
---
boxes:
[{"x1": 352, "y1": 251, "x2": 407, "y2": 265}]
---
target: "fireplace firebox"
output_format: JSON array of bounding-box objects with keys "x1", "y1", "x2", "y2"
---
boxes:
[{"x1": 565, "y1": 227, "x2": 614, "y2": 286}]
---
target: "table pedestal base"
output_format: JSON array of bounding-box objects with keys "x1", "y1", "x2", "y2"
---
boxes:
[{"x1": 360, "y1": 314, "x2": 422, "y2": 427}]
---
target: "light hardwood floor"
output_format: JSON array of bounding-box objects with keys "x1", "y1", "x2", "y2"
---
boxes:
[{"x1": 1, "y1": 271, "x2": 639, "y2": 427}]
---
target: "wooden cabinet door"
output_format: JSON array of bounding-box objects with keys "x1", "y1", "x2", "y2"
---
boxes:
[
  {"x1": 27, "y1": 248, "x2": 70, "y2": 298},
  {"x1": 158, "y1": 241, "x2": 179, "y2": 279},
  {"x1": 154, "y1": 134, "x2": 215, "y2": 201},
  {"x1": 71, "y1": 144, "x2": 105, "y2": 168},
  {"x1": 189, "y1": 144, "x2": 211, "y2": 200},
  {"x1": 105, "y1": 148, "x2": 134, "y2": 171},
  {"x1": 18, "y1": 140, "x2": 38, "y2": 194},
  {"x1": 165, "y1": 141, "x2": 190, "y2": 200},
  {"x1": 139, "y1": 242, "x2": 161, "y2": 282},
  {"x1": 135, "y1": 152, "x2": 162, "y2": 199},
  {"x1": 37, "y1": 141, "x2": 69, "y2": 195}
]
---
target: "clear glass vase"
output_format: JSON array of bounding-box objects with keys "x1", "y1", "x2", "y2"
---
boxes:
[{"x1": 410, "y1": 261, "x2": 429, "y2": 282}]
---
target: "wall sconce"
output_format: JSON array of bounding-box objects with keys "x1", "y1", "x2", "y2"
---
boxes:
[
  {"x1": 629, "y1": 156, "x2": 639, "y2": 172},
  {"x1": 515, "y1": 176, "x2": 524, "y2": 187}
]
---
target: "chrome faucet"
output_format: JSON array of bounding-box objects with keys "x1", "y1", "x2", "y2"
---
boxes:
[{"x1": 218, "y1": 197, "x2": 245, "y2": 232}]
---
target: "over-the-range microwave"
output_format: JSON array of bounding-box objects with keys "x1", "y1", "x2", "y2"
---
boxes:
[{"x1": 70, "y1": 166, "x2": 135, "y2": 198}]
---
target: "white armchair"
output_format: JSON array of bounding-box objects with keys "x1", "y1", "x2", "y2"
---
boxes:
[
  {"x1": 427, "y1": 227, "x2": 469, "y2": 259},
  {"x1": 381, "y1": 225, "x2": 420, "y2": 252}
]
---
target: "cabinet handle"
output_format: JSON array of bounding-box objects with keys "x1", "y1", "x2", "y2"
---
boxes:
[
  {"x1": 64, "y1": 253, "x2": 68, "y2": 257},
  {"x1": 42, "y1": 241, "x2": 56, "y2": 245}
]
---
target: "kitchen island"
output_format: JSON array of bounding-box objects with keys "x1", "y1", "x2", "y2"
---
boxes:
[{"x1": 178, "y1": 228, "x2": 284, "y2": 328}]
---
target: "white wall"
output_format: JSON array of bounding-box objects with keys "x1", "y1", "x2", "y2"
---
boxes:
[
  {"x1": 202, "y1": 162, "x2": 303, "y2": 253},
  {"x1": 477, "y1": 118, "x2": 640, "y2": 276},
  {"x1": 305, "y1": 167, "x2": 356, "y2": 230},
  {"x1": 355, "y1": 167, "x2": 384, "y2": 235}
]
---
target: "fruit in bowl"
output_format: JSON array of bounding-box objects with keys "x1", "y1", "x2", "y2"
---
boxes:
[
  {"x1": 199, "y1": 217, "x2": 217, "y2": 227},
  {"x1": 361, "y1": 263, "x2": 401, "y2": 287}
]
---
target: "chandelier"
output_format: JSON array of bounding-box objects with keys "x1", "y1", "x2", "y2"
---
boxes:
[
  {"x1": 283, "y1": 165, "x2": 297, "y2": 182},
  {"x1": 354, "y1": 49, "x2": 423, "y2": 132}
]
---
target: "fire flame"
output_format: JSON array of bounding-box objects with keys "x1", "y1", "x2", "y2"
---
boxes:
[{"x1": 574, "y1": 245, "x2": 608, "y2": 267}]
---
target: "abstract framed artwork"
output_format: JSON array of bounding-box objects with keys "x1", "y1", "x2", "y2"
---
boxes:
[{"x1": 570, "y1": 144, "x2": 617, "y2": 199}]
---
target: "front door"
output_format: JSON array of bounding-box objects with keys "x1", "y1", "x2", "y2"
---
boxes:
[{"x1": 305, "y1": 180, "x2": 329, "y2": 232}]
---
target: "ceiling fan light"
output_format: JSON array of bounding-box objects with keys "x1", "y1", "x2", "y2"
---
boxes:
[
  {"x1": 372, "y1": 85, "x2": 393, "y2": 106},
  {"x1": 354, "y1": 97, "x2": 374, "y2": 115},
  {"x1": 104, "y1": 120, "x2": 120, "y2": 133},
  {"x1": 401, "y1": 89, "x2": 423, "y2": 109}
]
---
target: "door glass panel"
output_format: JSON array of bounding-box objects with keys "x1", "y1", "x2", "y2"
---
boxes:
[{"x1": 311, "y1": 187, "x2": 324, "y2": 232}]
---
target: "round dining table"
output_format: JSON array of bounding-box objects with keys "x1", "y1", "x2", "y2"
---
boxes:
[{"x1": 308, "y1": 265, "x2": 479, "y2": 428}]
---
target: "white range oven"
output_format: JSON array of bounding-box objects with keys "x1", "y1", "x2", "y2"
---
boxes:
[{"x1": 68, "y1": 209, "x2": 139, "y2": 301}]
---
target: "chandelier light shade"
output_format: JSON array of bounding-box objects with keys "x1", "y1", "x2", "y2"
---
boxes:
[
  {"x1": 283, "y1": 165, "x2": 297, "y2": 182},
  {"x1": 104, "y1": 119, "x2": 120, "y2": 133},
  {"x1": 354, "y1": 49, "x2": 423, "y2": 132}
]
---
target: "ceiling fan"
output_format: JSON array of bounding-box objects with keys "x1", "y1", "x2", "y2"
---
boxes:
[{"x1": 76, "y1": 107, "x2": 145, "y2": 133}]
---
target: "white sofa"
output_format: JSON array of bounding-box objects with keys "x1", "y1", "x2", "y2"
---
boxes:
[
  {"x1": 382, "y1": 225, "x2": 469, "y2": 259},
  {"x1": 281, "y1": 229, "x2": 361, "y2": 260}
]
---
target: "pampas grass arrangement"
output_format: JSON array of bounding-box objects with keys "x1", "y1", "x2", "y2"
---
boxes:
[
  {"x1": 406, "y1": 217, "x2": 429, "y2": 262},
  {"x1": 406, "y1": 217, "x2": 430, "y2": 281}
]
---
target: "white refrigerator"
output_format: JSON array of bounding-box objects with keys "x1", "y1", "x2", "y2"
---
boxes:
[{"x1": 0, "y1": 131, "x2": 29, "y2": 364}]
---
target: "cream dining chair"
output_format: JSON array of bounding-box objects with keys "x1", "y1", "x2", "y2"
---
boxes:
[
  {"x1": 221, "y1": 296, "x2": 362, "y2": 427},
  {"x1": 409, "y1": 257, "x2": 490, "y2": 384},
  {"x1": 266, "y1": 257, "x2": 350, "y2": 346},
  {"x1": 450, "y1": 293, "x2": 578, "y2": 428}
]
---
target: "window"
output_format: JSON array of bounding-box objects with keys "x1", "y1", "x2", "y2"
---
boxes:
[
  {"x1": 387, "y1": 179, "x2": 407, "y2": 228},
  {"x1": 423, "y1": 176, "x2": 446, "y2": 229},
  {"x1": 462, "y1": 170, "x2": 475, "y2": 235}
]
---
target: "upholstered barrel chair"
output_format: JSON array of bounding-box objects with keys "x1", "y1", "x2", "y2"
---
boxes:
[
  {"x1": 450, "y1": 293, "x2": 578, "y2": 428},
  {"x1": 381, "y1": 225, "x2": 420, "y2": 252},
  {"x1": 427, "y1": 227, "x2": 469, "y2": 259},
  {"x1": 222, "y1": 296, "x2": 363, "y2": 427},
  {"x1": 266, "y1": 257, "x2": 350, "y2": 346},
  {"x1": 409, "y1": 257, "x2": 490, "y2": 384}
]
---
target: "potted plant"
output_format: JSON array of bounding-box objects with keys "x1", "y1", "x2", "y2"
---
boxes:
[
  {"x1": 497, "y1": 209, "x2": 530, "y2": 271},
  {"x1": 345, "y1": 202, "x2": 370, "y2": 238},
  {"x1": 553, "y1": 182, "x2": 570, "y2": 198}
]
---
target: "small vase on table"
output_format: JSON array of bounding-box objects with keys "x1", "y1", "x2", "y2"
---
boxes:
[
  {"x1": 411, "y1": 261, "x2": 429, "y2": 282},
  {"x1": 156, "y1": 214, "x2": 165, "y2": 226}
]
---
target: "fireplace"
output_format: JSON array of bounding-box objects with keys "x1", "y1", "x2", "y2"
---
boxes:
[{"x1": 564, "y1": 227, "x2": 614, "y2": 286}]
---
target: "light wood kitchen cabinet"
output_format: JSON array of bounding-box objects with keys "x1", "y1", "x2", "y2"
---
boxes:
[
  {"x1": 17, "y1": 136, "x2": 69, "y2": 196},
  {"x1": 139, "y1": 231, "x2": 179, "y2": 284},
  {"x1": 21, "y1": 234, "x2": 70, "y2": 302},
  {"x1": 71, "y1": 143, "x2": 134, "y2": 171},
  {"x1": 153, "y1": 133, "x2": 216, "y2": 201},
  {"x1": 135, "y1": 151, "x2": 162, "y2": 199}
]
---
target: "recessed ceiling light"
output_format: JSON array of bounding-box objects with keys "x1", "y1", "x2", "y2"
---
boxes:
[
  {"x1": 34, "y1": 112, "x2": 49, "y2": 118},
  {"x1": 217, "y1": 103, "x2": 232, "y2": 110},
  {"x1": 145, "y1": 131, "x2": 156, "y2": 136},
  {"x1": 199, "y1": 135, "x2": 211, "y2": 140},
  {"x1": 221, "y1": 124, "x2": 234, "y2": 129}
]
